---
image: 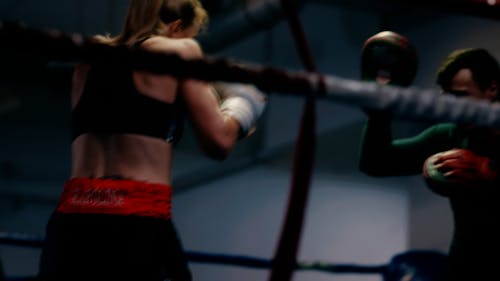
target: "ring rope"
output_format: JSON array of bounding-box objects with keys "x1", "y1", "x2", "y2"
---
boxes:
[
  {"x1": 2, "y1": 21, "x2": 500, "y2": 128},
  {"x1": 267, "y1": 0, "x2": 320, "y2": 280},
  {"x1": 0, "y1": 232, "x2": 387, "y2": 275}
]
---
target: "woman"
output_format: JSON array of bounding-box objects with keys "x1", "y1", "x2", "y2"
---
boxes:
[{"x1": 37, "y1": 0, "x2": 266, "y2": 280}]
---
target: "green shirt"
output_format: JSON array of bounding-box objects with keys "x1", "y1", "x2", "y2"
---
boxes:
[{"x1": 359, "y1": 114, "x2": 500, "y2": 280}]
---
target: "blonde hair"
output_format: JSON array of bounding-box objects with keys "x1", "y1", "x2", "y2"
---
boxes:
[{"x1": 95, "y1": 0, "x2": 208, "y2": 46}]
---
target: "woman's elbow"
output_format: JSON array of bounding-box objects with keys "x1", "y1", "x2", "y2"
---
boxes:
[{"x1": 199, "y1": 137, "x2": 236, "y2": 161}]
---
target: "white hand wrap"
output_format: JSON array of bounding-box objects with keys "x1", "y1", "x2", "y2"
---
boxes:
[{"x1": 218, "y1": 83, "x2": 267, "y2": 137}]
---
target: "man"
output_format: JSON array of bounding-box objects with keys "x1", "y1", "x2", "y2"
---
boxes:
[{"x1": 359, "y1": 48, "x2": 500, "y2": 281}]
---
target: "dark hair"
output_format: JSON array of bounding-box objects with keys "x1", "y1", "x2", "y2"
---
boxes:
[{"x1": 436, "y1": 48, "x2": 500, "y2": 92}]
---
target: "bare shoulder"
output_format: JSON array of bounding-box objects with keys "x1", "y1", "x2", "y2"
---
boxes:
[{"x1": 141, "y1": 36, "x2": 203, "y2": 60}]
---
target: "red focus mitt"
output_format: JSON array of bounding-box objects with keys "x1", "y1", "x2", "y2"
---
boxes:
[{"x1": 422, "y1": 148, "x2": 497, "y2": 197}]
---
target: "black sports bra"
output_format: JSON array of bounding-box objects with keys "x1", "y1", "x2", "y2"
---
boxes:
[{"x1": 71, "y1": 42, "x2": 184, "y2": 143}]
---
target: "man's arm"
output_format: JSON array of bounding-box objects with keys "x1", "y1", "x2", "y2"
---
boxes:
[{"x1": 359, "y1": 115, "x2": 459, "y2": 177}]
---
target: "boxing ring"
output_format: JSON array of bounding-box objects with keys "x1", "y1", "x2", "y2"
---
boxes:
[
  {"x1": 0, "y1": 231, "x2": 447, "y2": 281},
  {"x1": 1, "y1": 1, "x2": 500, "y2": 280}
]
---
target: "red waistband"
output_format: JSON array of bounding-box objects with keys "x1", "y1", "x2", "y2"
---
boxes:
[{"x1": 56, "y1": 178, "x2": 172, "y2": 220}]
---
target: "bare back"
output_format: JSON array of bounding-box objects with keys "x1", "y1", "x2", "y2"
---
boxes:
[
  {"x1": 70, "y1": 57, "x2": 179, "y2": 185},
  {"x1": 70, "y1": 35, "x2": 241, "y2": 184}
]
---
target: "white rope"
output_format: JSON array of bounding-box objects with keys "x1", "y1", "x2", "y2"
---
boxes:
[
  {"x1": 3, "y1": 21, "x2": 500, "y2": 128},
  {"x1": 321, "y1": 75, "x2": 500, "y2": 128}
]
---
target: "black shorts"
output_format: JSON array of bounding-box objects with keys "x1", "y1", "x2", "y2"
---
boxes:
[{"x1": 37, "y1": 212, "x2": 191, "y2": 281}]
